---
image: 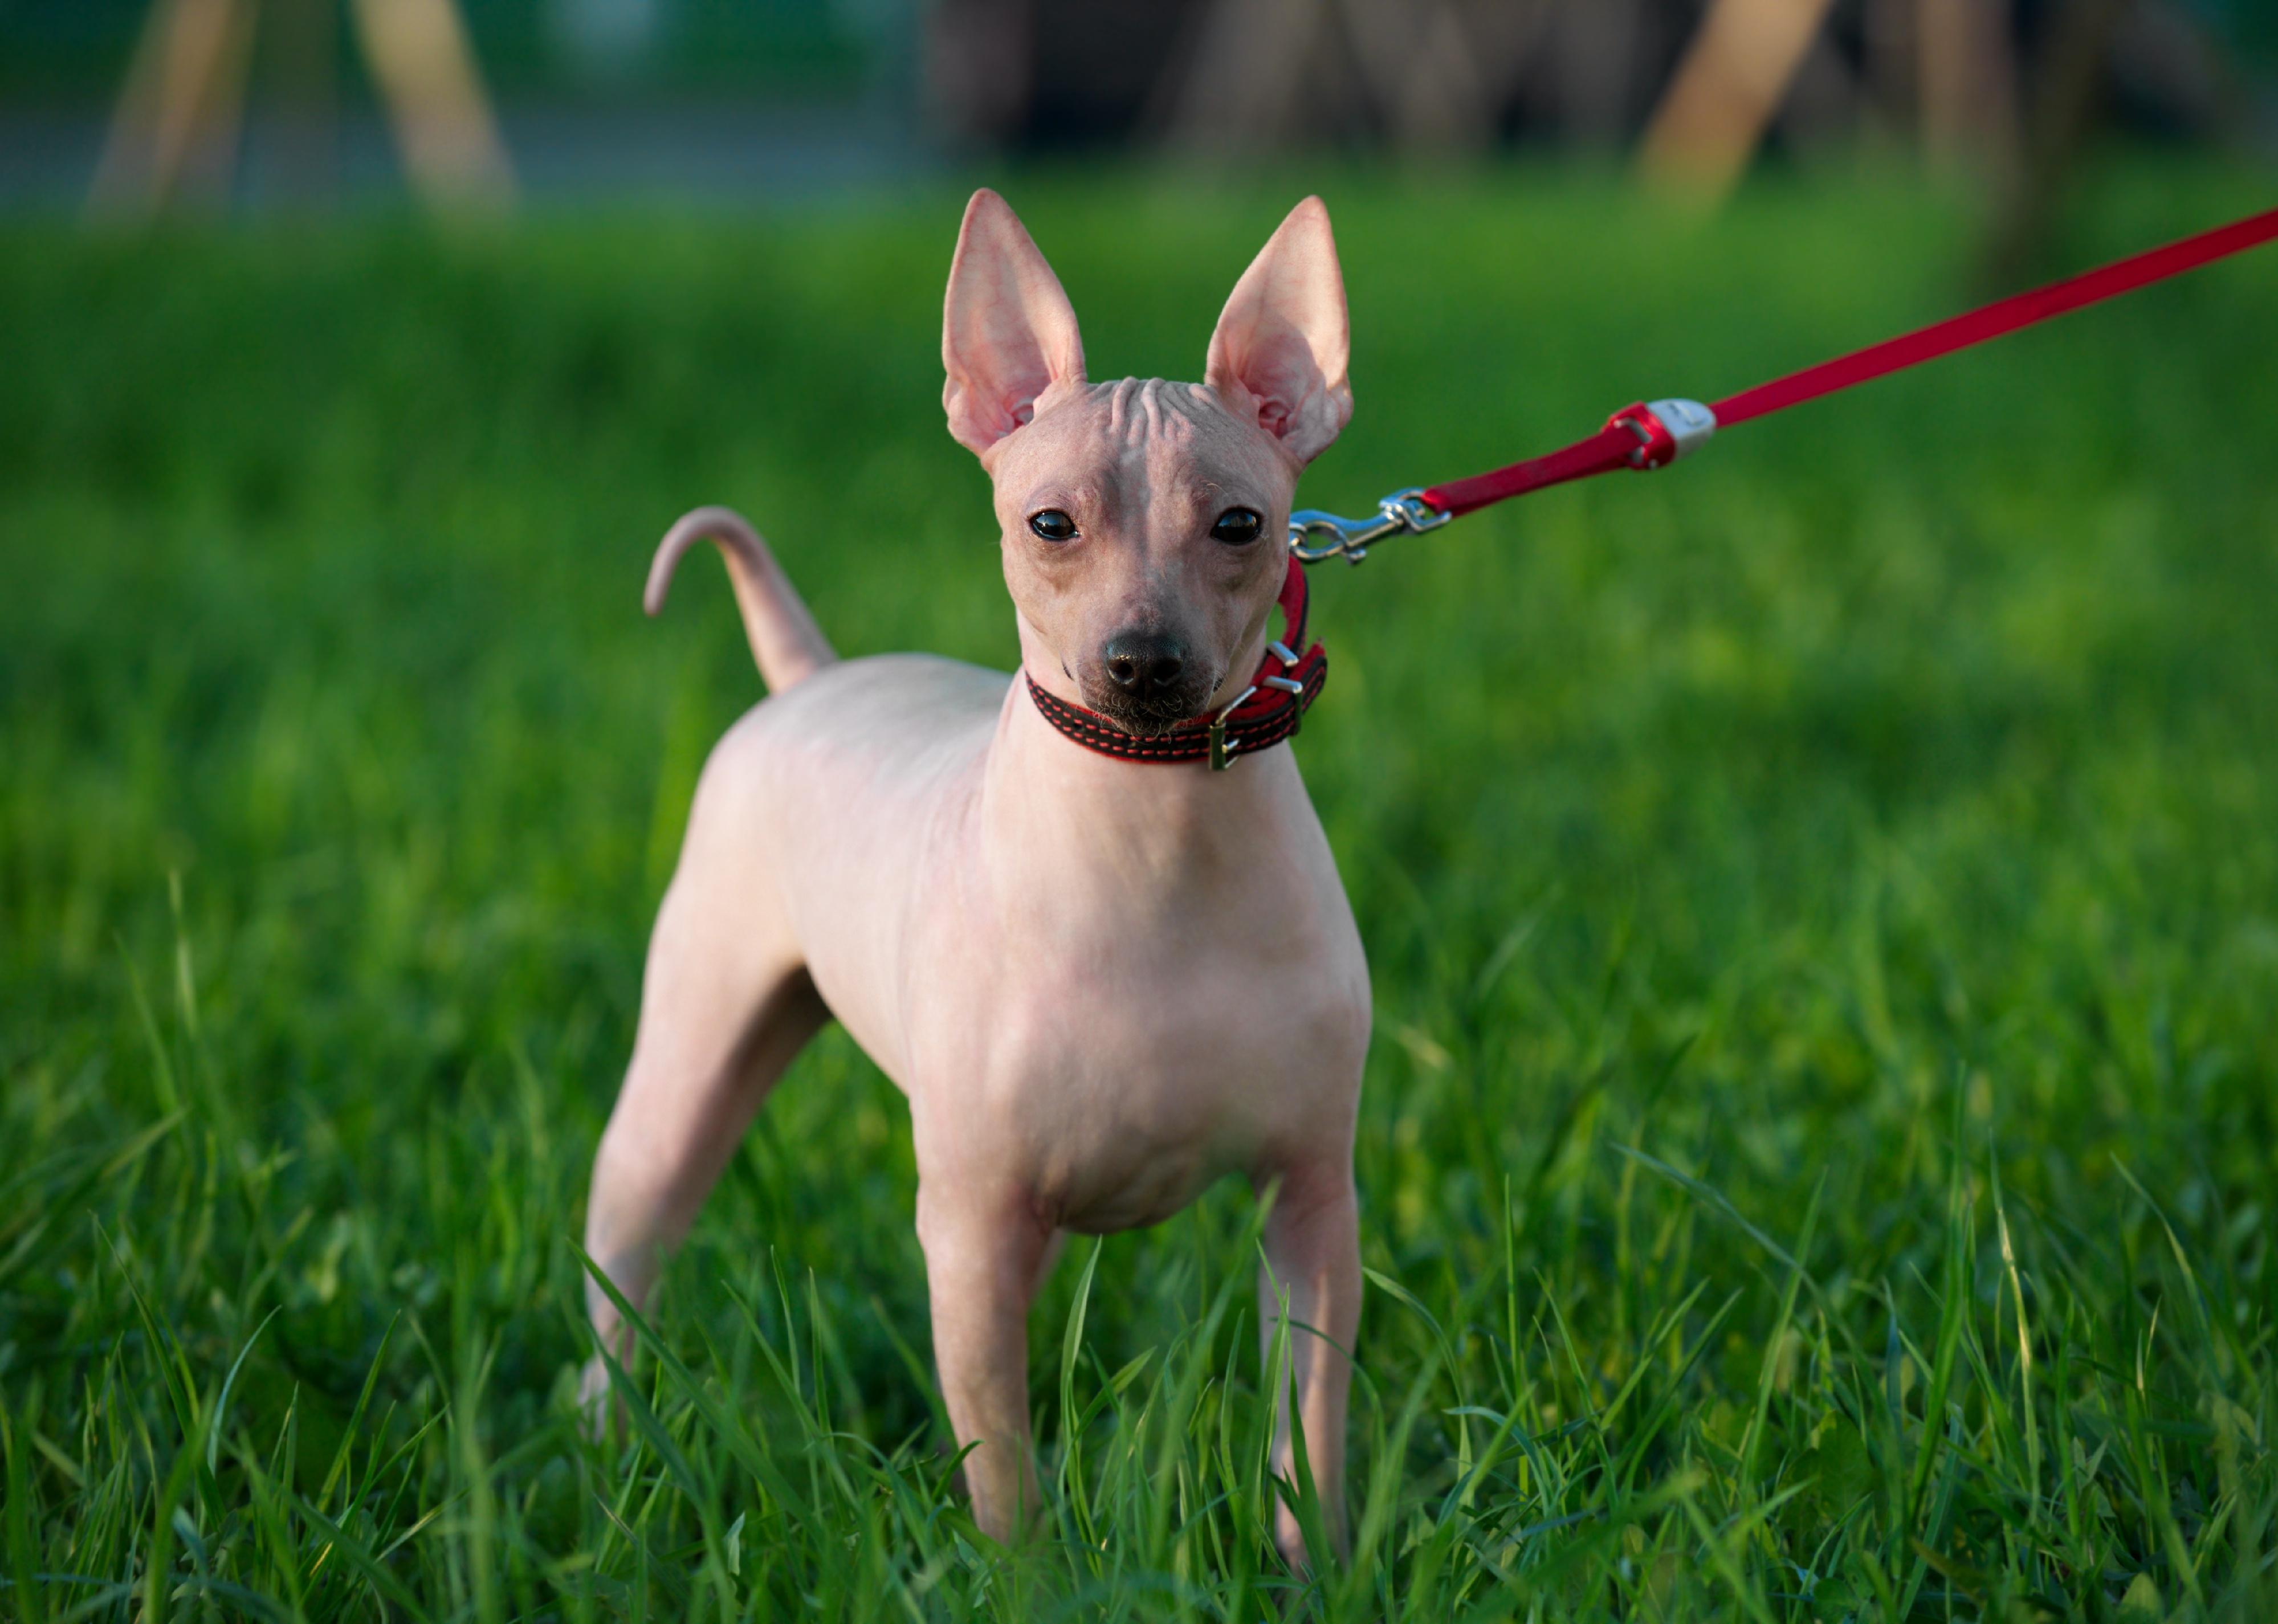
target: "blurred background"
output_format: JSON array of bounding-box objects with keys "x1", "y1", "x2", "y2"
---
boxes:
[
  {"x1": 2, "y1": 1, "x2": 2273, "y2": 218},
  {"x1": 6, "y1": 5, "x2": 2278, "y2": 1611}
]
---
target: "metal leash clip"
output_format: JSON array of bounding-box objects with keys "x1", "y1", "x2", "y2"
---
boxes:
[{"x1": 1287, "y1": 487, "x2": 1451, "y2": 565}]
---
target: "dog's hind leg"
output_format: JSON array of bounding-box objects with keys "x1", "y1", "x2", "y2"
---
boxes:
[{"x1": 579, "y1": 744, "x2": 829, "y2": 1417}]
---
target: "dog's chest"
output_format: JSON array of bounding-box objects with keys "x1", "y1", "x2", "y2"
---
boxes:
[{"x1": 904, "y1": 875, "x2": 1368, "y2": 1233}]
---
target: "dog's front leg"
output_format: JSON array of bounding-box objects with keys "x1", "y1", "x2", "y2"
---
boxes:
[
  {"x1": 916, "y1": 1185, "x2": 1055, "y2": 1544},
  {"x1": 1258, "y1": 1169, "x2": 1362, "y2": 1570}
]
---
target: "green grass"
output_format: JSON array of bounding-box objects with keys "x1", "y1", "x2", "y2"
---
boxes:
[{"x1": 3, "y1": 164, "x2": 2277, "y2": 1621}]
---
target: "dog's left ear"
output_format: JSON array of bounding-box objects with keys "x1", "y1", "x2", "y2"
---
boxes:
[{"x1": 1205, "y1": 197, "x2": 1352, "y2": 467}]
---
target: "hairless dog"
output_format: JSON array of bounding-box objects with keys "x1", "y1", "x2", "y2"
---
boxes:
[{"x1": 580, "y1": 190, "x2": 1370, "y2": 1568}]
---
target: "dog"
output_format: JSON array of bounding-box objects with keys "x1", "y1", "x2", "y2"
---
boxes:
[{"x1": 580, "y1": 190, "x2": 1370, "y2": 1567}]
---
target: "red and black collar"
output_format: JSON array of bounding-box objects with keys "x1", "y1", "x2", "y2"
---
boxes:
[{"x1": 1024, "y1": 558, "x2": 1327, "y2": 771}]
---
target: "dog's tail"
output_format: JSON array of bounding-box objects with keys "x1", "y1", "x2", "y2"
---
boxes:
[{"x1": 646, "y1": 507, "x2": 837, "y2": 693}]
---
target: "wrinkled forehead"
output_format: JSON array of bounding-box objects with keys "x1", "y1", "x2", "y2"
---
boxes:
[{"x1": 991, "y1": 377, "x2": 1292, "y2": 511}]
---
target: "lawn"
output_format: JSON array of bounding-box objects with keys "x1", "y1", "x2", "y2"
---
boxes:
[{"x1": 3, "y1": 164, "x2": 2276, "y2": 1621}]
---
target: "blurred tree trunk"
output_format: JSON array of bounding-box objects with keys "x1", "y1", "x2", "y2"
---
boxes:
[
  {"x1": 1773, "y1": 26, "x2": 1864, "y2": 153},
  {"x1": 1984, "y1": 0, "x2": 2130, "y2": 281},
  {"x1": 924, "y1": 0, "x2": 1037, "y2": 146},
  {"x1": 1162, "y1": 0, "x2": 1549, "y2": 154},
  {"x1": 91, "y1": 0, "x2": 511, "y2": 217},
  {"x1": 1162, "y1": 0, "x2": 1331, "y2": 152},
  {"x1": 1863, "y1": 0, "x2": 1917, "y2": 142},
  {"x1": 347, "y1": 0, "x2": 515, "y2": 209},
  {"x1": 1918, "y1": 0, "x2": 2020, "y2": 182},
  {"x1": 1553, "y1": 0, "x2": 1645, "y2": 149},
  {"x1": 89, "y1": 0, "x2": 260, "y2": 215},
  {"x1": 1637, "y1": 0, "x2": 1839, "y2": 202},
  {"x1": 1332, "y1": 0, "x2": 1548, "y2": 152}
]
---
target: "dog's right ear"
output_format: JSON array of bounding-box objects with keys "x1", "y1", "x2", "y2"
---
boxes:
[
  {"x1": 1205, "y1": 197, "x2": 1351, "y2": 467},
  {"x1": 943, "y1": 190, "x2": 1087, "y2": 458}
]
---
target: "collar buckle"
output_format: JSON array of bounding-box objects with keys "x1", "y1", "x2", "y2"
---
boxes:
[{"x1": 1206, "y1": 685, "x2": 1258, "y2": 771}]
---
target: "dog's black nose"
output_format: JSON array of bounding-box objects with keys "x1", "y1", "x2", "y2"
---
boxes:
[{"x1": 1102, "y1": 631, "x2": 1187, "y2": 697}]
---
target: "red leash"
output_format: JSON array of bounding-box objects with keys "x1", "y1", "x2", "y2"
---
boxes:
[{"x1": 1292, "y1": 203, "x2": 2278, "y2": 562}]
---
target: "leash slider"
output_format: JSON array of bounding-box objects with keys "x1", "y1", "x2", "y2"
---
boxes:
[{"x1": 1611, "y1": 398, "x2": 1718, "y2": 470}]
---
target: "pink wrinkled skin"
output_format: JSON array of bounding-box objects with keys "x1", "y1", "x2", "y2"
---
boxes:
[{"x1": 579, "y1": 190, "x2": 1370, "y2": 1569}]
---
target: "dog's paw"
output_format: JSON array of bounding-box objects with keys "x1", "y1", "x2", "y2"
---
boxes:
[{"x1": 576, "y1": 1353, "x2": 622, "y2": 1445}]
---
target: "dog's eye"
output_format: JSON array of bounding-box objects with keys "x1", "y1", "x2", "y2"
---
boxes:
[
  {"x1": 1209, "y1": 507, "x2": 1264, "y2": 545},
  {"x1": 1029, "y1": 509, "x2": 1078, "y2": 542}
]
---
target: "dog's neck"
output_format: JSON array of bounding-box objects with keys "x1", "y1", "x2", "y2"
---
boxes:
[{"x1": 976, "y1": 636, "x2": 1305, "y2": 916}]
